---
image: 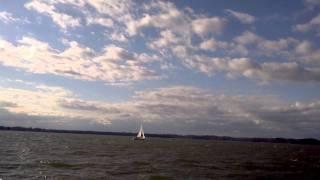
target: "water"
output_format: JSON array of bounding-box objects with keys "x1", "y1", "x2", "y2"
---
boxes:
[{"x1": 0, "y1": 131, "x2": 320, "y2": 179}]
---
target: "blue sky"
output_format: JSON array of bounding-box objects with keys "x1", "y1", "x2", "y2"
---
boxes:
[{"x1": 0, "y1": 0, "x2": 320, "y2": 138}]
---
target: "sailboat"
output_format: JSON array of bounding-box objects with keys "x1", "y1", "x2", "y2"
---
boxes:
[{"x1": 134, "y1": 124, "x2": 145, "y2": 140}]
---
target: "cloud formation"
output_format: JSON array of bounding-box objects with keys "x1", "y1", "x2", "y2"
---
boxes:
[
  {"x1": 25, "y1": 1, "x2": 81, "y2": 29},
  {"x1": 0, "y1": 11, "x2": 19, "y2": 23},
  {"x1": 0, "y1": 36, "x2": 160, "y2": 83},
  {"x1": 10, "y1": 0, "x2": 320, "y2": 84},
  {"x1": 1, "y1": 82, "x2": 320, "y2": 138},
  {"x1": 226, "y1": 9, "x2": 256, "y2": 24},
  {"x1": 294, "y1": 14, "x2": 320, "y2": 33}
]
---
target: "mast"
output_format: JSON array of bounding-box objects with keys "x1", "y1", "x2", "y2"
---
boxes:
[{"x1": 141, "y1": 125, "x2": 145, "y2": 138}]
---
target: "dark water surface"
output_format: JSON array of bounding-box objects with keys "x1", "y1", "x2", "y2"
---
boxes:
[{"x1": 0, "y1": 131, "x2": 320, "y2": 179}]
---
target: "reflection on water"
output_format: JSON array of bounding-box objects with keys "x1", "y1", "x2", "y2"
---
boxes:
[{"x1": 0, "y1": 131, "x2": 320, "y2": 179}]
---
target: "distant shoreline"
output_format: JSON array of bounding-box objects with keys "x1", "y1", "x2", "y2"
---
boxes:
[{"x1": 0, "y1": 126, "x2": 319, "y2": 145}]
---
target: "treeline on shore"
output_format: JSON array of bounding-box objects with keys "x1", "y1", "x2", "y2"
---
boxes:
[{"x1": 0, "y1": 125, "x2": 319, "y2": 145}]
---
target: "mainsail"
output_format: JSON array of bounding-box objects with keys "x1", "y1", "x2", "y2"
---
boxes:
[{"x1": 136, "y1": 125, "x2": 145, "y2": 139}]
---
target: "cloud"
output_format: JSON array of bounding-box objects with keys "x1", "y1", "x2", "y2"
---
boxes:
[
  {"x1": 0, "y1": 101, "x2": 18, "y2": 108},
  {"x1": 232, "y1": 31, "x2": 293, "y2": 53},
  {"x1": 59, "y1": 99, "x2": 121, "y2": 114},
  {"x1": 110, "y1": 32, "x2": 128, "y2": 42},
  {"x1": 0, "y1": 11, "x2": 20, "y2": 23},
  {"x1": 0, "y1": 36, "x2": 160, "y2": 83},
  {"x1": 148, "y1": 27, "x2": 320, "y2": 83},
  {"x1": 192, "y1": 17, "x2": 226, "y2": 36},
  {"x1": 304, "y1": 0, "x2": 320, "y2": 7},
  {"x1": 294, "y1": 14, "x2": 320, "y2": 33},
  {"x1": 125, "y1": 1, "x2": 190, "y2": 36},
  {"x1": 295, "y1": 40, "x2": 313, "y2": 55},
  {"x1": 86, "y1": 16, "x2": 113, "y2": 27},
  {"x1": 120, "y1": 1, "x2": 226, "y2": 50},
  {"x1": 192, "y1": 56, "x2": 320, "y2": 83},
  {"x1": 18, "y1": 0, "x2": 320, "y2": 85},
  {"x1": 122, "y1": 86, "x2": 320, "y2": 137},
  {"x1": 0, "y1": 107, "x2": 106, "y2": 131},
  {"x1": 231, "y1": 31, "x2": 299, "y2": 56},
  {"x1": 85, "y1": 0, "x2": 133, "y2": 19},
  {"x1": 234, "y1": 31, "x2": 261, "y2": 45},
  {"x1": 292, "y1": 40, "x2": 320, "y2": 65},
  {"x1": 147, "y1": 28, "x2": 320, "y2": 83},
  {"x1": 24, "y1": 0, "x2": 134, "y2": 32},
  {"x1": 226, "y1": 9, "x2": 256, "y2": 24},
  {"x1": 30, "y1": 0, "x2": 221, "y2": 39},
  {"x1": 0, "y1": 85, "x2": 72, "y2": 117},
  {"x1": 1, "y1": 82, "x2": 320, "y2": 138},
  {"x1": 0, "y1": 81, "x2": 112, "y2": 125},
  {"x1": 25, "y1": 0, "x2": 81, "y2": 29},
  {"x1": 200, "y1": 38, "x2": 228, "y2": 51}
]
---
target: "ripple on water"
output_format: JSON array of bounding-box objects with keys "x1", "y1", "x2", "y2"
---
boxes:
[
  {"x1": 148, "y1": 175, "x2": 174, "y2": 180},
  {"x1": 47, "y1": 162, "x2": 87, "y2": 170},
  {"x1": 1, "y1": 131, "x2": 320, "y2": 179}
]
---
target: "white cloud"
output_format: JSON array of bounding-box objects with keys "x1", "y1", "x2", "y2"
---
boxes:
[
  {"x1": 234, "y1": 31, "x2": 261, "y2": 45},
  {"x1": 192, "y1": 17, "x2": 226, "y2": 36},
  {"x1": 0, "y1": 11, "x2": 19, "y2": 23},
  {"x1": 148, "y1": 28, "x2": 315, "y2": 83},
  {"x1": 0, "y1": 37, "x2": 160, "y2": 83},
  {"x1": 1, "y1": 82, "x2": 320, "y2": 137},
  {"x1": 294, "y1": 40, "x2": 320, "y2": 65},
  {"x1": 98, "y1": 45, "x2": 131, "y2": 61},
  {"x1": 129, "y1": 86, "x2": 320, "y2": 137},
  {"x1": 85, "y1": 0, "x2": 133, "y2": 19},
  {"x1": 147, "y1": 26, "x2": 319, "y2": 83},
  {"x1": 232, "y1": 31, "x2": 298, "y2": 56},
  {"x1": 182, "y1": 55, "x2": 320, "y2": 83},
  {"x1": 0, "y1": 85, "x2": 72, "y2": 117},
  {"x1": 19, "y1": 0, "x2": 320, "y2": 85},
  {"x1": 148, "y1": 30, "x2": 182, "y2": 50},
  {"x1": 86, "y1": 16, "x2": 113, "y2": 27},
  {"x1": 125, "y1": 1, "x2": 189, "y2": 36},
  {"x1": 200, "y1": 38, "x2": 228, "y2": 51},
  {"x1": 25, "y1": 0, "x2": 81, "y2": 29},
  {"x1": 0, "y1": 82, "x2": 113, "y2": 125},
  {"x1": 110, "y1": 32, "x2": 128, "y2": 42},
  {"x1": 295, "y1": 40, "x2": 313, "y2": 55},
  {"x1": 294, "y1": 14, "x2": 320, "y2": 33},
  {"x1": 226, "y1": 9, "x2": 256, "y2": 24}
]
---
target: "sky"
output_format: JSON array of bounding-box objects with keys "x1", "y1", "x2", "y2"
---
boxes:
[{"x1": 0, "y1": 0, "x2": 320, "y2": 138}]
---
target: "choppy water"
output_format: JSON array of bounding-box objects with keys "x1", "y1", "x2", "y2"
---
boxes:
[{"x1": 0, "y1": 131, "x2": 320, "y2": 179}]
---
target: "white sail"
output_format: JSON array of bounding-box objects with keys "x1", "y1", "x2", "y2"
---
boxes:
[
  {"x1": 136, "y1": 125, "x2": 145, "y2": 139},
  {"x1": 137, "y1": 125, "x2": 142, "y2": 137}
]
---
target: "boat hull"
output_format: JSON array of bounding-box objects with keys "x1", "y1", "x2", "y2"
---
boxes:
[{"x1": 134, "y1": 137, "x2": 145, "y2": 140}]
